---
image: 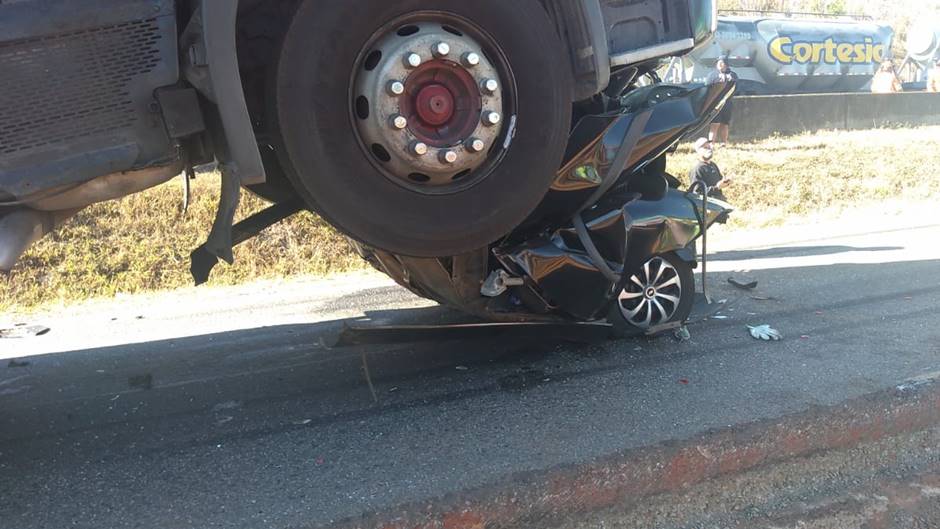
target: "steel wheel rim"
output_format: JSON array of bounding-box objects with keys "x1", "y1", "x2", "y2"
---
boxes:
[
  {"x1": 618, "y1": 257, "x2": 683, "y2": 329},
  {"x1": 349, "y1": 13, "x2": 517, "y2": 195}
]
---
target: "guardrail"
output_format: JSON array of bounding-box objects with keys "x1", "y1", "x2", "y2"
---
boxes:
[{"x1": 730, "y1": 92, "x2": 940, "y2": 140}]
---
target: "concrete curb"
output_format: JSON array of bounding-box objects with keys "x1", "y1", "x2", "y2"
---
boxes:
[{"x1": 327, "y1": 372, "x2": 940, "y2": 529}]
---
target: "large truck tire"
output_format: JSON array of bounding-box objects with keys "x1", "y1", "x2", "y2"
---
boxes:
[{"x1": 272, "y1": 0, "x2": 573, "y2": 257}]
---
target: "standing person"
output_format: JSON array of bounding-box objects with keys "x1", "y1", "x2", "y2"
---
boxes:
[
  {"x1": 688, "y1": 138, "x2": 731, "y2": 201},
  {"x1": 928, "y1": 58, "x2": 940, "y2": 93},
  {"x1": 707, "y1": 57, "x2": 738, "y2": 147},
  {"x1": 871, "y1": 60, "x2": 903, "y2": 94}
]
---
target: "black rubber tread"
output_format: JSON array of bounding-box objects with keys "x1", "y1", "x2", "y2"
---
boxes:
[{"x1": 272, "y1": 0, "x2": 573, "y2": 257}]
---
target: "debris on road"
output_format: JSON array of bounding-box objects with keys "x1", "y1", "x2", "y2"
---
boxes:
[
  {"x1": 673, "y1": 326, "x2": 691, "y2": 342},
  {"x1": 748, "y1": 324, "x2": 783, "y2": 341},
  {"x1": 7, "y1": 359, "x2": 30, "y2": 368},
  {"x1": 0, "y1": 324, "x2": 50, "y2": 339},
  {"x1": 750, "y1": 295, "x2": 781, "y2": 302},
  {"x1": 728, "y1": 277, "x2": 759, "y2": 290},
  {"x1": 128, "y1": 373, "x2": 154, "y2": 390}
]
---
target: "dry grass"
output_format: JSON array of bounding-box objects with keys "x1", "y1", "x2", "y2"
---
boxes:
[
  {"x1": 667, "y1": 126, "x2": 940, "y2": 230},
  {"x1": 1, "y1": 178, "x2": 365, "y2": 312},
  {"x1": 3, "y1": 126, "x2": 939, "y2": 311}
]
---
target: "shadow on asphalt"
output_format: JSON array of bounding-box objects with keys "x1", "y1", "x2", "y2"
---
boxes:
[{"x1": 3, "y1": 258, "x2": 940, "y2": 529}]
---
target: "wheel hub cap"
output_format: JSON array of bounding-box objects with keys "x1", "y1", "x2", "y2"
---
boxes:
[
  {"x1": 415, "y1": 84, "x2": 454, "y2": 126},
  {"x1": 618, "y1": 257, "x2": 684, "y2": 330},
  {"x1": 352, "y1": 21, "x2": 506, "y2": 192}
]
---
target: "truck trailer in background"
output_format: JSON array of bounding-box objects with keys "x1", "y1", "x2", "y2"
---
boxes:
[
  {"x1": 899, "y1": 20, "x2": 940, "y2": 87},
  {"x1": 665, "y1": 12, "x2": 894, "y2": 95}
]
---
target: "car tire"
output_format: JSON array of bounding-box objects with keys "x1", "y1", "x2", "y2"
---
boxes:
[{"x1": 608, "y1": 252, "x2": 695, "y2": 338}]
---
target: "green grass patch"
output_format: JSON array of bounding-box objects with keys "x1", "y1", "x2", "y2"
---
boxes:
[{"x1": 4, "y1": 126, "x2": 939, "y2": 312}]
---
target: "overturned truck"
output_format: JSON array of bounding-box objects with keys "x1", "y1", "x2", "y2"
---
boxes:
[{"x1": 0, "y1": 0, "x2": 732, "y2": 332}]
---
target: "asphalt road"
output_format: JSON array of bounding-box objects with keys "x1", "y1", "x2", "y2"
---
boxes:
[{"x1": 1, "y1": 212, "x2": 939, "y2": 529}]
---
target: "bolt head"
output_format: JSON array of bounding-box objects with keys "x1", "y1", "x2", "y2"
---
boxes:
[
  {"x1": 432, "y1": 42, "x2": 451, "y2": 57},
  {"x1": 390, "y1": 115, "x2": 408, "y2": 130},
  {"x1": 483, "y1": 111, "x2": 502, "y2": 126},
  {"x1": 439, "y1": 150, "x2": 458, "y2": 164},
  {"x1": 387, "y1": 81, "x2": 405, "y2": 96},
  {"x1": 463, "y1": 52, "x2": 481, "y2": 67},
  {"x1": 481, "y1": 78, "x2": 499, "y2": 94},
  {"x1": 467, "y1": 138, "x2": 486, "y2": 153},
  {"x1": 410, "y1": 141, "x2": 429, "y2": 156},
  {"x1": 405, "y1": 53, "x2": 422, "y2": 68}
]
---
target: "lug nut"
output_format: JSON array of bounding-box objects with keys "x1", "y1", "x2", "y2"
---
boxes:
[
  {"x1": 387, "y1": 81, "x2": 405, "y2": 96},
  {"x1": 462, "y1": 52, "x2": 481, "y2": 67},
  {"x1": 439, "y1": 150, "x2": 458, "y2": 164},
  {"x1": 390, "y1": 114, "x2": 408, "y2": 130},
  {"x1": 410, "y1": 141, "x2": 429, "y2": 156},
  {"x1": 482, "y1": 111, "x2": 502, "y2": 126},
  {"x1": 467, "y1": 138, "x2": 486, "y2": 153},
  {"x1": 432, "y1": 42, "x2": 450, "y2": 57},
  {"x1": 481, "y1": 78, "x2": 499, "y2": 94},
  {"x1": 404, "y1": 53, "x2": 422, "y2": 68}
]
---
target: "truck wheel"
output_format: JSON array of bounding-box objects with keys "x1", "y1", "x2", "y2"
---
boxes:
[
  {"x1": 272, "y1": 0, "x2": 572, "y2": 257},
  {"x1": 608, "y1": 253, "x2": 695, "y2": 337}
]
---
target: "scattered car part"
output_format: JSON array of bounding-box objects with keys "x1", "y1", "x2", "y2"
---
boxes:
[
  {"x1": 481, "y1": 271, "x2": 525, "y2": 298},
  {"x1": 748, "y1": 324, "x2": 783, "y2": 341},
  {"x1": 0, "y1": 324, "x2": 50, "y2": 339},
  {"x1": 728, "y1": 277, "x2": 759, "y2": 290}
]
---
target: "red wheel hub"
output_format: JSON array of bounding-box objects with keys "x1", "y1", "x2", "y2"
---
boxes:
[
  {"x1": 415, "y1": 84, "x2": 455, "y2": 126},
  {"x1": 400, "y1": 60, "x2": 483, "y2": 147}
]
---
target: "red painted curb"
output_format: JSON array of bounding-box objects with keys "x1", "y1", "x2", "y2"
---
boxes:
[{"x1": 328, "y1": 374, "x2": 940, "y2": 529}]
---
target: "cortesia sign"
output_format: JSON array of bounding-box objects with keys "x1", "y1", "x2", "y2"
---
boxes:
[{"x1": 768, "y1": 36, "x2": 887, "y2": 65}]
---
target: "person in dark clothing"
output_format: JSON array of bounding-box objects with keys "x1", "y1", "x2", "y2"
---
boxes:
[
  {"x1": 707, "y1": 57, "x2": 738, "y2": 147},
  {"x1": 688, "y1": 138, "x2": 730, "y2": 201}
]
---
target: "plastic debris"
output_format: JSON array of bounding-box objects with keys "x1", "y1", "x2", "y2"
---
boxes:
[
  {"x1": 0, "y1": 324, "x2": 50, "y2": 339},
  {"x1": 673, "y1": 326, "x2": 691, "y2": 342},
  {"x1": 455, "y1": 366, "x2": 469, "y2": 371},
  {"x1": 748, "y1": 324, "x2": 782, "y2": 341},
  {"x1": 712, "y1": 315, "x2": 730, "y2": 320},
  {"x1": 728, "y1": 277, "x2": 759, "y2": 290},
  {"x1": 750, "y1": 295, "x2": 780, "y2": 301},
  {"x1": 678, "y1": 378, "x2": 690, "y2": 385}
]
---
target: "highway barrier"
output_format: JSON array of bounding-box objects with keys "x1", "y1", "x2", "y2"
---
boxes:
[{"x1": 731, "y1": 92, "x2": 940, "y2": 139}]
